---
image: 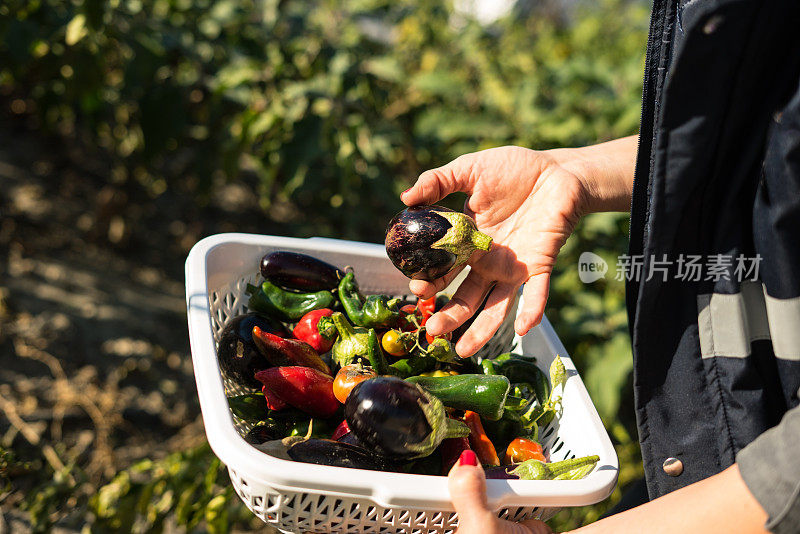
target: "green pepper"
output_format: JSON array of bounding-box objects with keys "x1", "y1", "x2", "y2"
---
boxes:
[
  {"x1": 388, "y1": 354, "x2": 436, "y2": 378},
  {"x1": 247, "y1": 281, "x2": 335, "y2": 322},
  {"x1": 406, "y1": 374, "x2": 510, "y2": 421},
  {"x1": 288, "y1": 418, "x2": 336, "y2": 439},
  {"x1": 228, "y1": 393, "x2": 269, "y2": 423},
  {"x1": 366, "y1": 328, "x2": 389, "y2": 376},
  {"x1": 483, "y1": 353, "x2": 550, "y2": 404},
  {"x1": 481, "y1": 408, "x2": 524, "y2": 455},
  {"x1": 338, "y1": 272, "x2": 400, "y2": 328},
  {"x1": 244, "y1": 418, "x2": 292, "y2": 444},
  {"x1": 330, "y1": 311, "x2": 371, "y2": 368}
]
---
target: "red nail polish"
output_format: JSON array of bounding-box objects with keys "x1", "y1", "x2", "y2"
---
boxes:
[{"x1": 458, "y1": 450, "x2": 478, "y2": 466}]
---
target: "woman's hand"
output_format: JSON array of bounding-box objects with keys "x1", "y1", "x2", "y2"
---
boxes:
[
  {"x1": 401, "y1": 138, "x2": 636, "y2": 357},
  {"x1": 449, "y1": 450, "x2": 553, "y2": 534}
]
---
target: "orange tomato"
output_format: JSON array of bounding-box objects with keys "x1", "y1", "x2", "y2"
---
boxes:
[
  {"x1": 332, "y1": 364, "x2": 377, "y2": 403},
  {"x1": 504, "y1": 437, "x2": 546, "y2": 464}
]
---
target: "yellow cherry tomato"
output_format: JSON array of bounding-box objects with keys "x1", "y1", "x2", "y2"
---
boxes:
[{"x1": 381, "y1": 329, "x2": 408, "y2": 357}]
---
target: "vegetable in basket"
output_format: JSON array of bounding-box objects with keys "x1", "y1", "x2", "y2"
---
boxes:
[
  {"x1": 388, "y1": 354, "x2": 435, "y2": 378},
  {"x1": 463, "y1": 410, "x2": 500, "y2": 466},
  {"x1": 217, "y1": 313, "x2": 289, "y2": 389},
  {"x1": 287, "y1": 439, "x2": 398, "y2": 471},
  {"x1": 293, "y1": 309, "x2": 337, "y2": 353},
  {"x1": 385, "y1": 205, "x2": 493, "y2": 280},
  {"x1": 380, "y1": 329, "x2": 413, "y2": 357},
  {"x1": 504, "y1": 437, "x2": 546, "y2": 464},
  {"x1": 344, "y1": 376, "x2": 470, "y2": 460},
  {"x1": 246, "y1": 280, "x2": 335, "y2": 322},
  {"x1": 406, "y1": 374, "x2": 511, "y2": 421},
  {"x1": 244, "y1": 419, "x2": 292, "y2": 444},
  {"x1": 424, "y1": 336, "x2": 459, "y2": 364},
  {"x1": 332, "y1": 364, "x2": 377, "y2": 403},
  {"x1": 440, "y1": 436, "x2": 472, "y2": 474},
  {"x1": 251, "y1": 326, "x2": 331, "y2": 375},
  {"x1": 509, "y1": 455, "x2": 600, "y2": 481},
  {"x1": 228, "y1": 392, "x2": 269, "y2": 423},
  {"x1": 260, "y1": 251, "x2": 344, "y2": 292},
  {"x1": 330, "y1": 311, "x2": 388, "y2": 370},
  {"x1": 338, "y1": 272, "x2": 401, "y2": 328},
  {"x1": 483, "y1": 353, "x2": 550, "y2": 405},
  {"x1": 255, "y1": 366, "x2": 339, "y2": 417}
]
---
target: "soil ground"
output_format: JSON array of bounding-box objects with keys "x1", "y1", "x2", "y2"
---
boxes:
[{"x1": 0, "y1": 118, "x2": 284, "y2": 532}]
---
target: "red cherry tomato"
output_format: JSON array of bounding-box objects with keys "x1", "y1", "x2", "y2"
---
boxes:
[
  {"x1": 398, "y1": 304, "x2": 423, "y2": 331},
  {"x1": 425, "y1": 330, "x2": 452, "y2": 345}
]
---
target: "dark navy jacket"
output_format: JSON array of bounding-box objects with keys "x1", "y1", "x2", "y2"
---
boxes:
[{"x1": 628, "y1": 0, "x2": 800, "y2": 511}]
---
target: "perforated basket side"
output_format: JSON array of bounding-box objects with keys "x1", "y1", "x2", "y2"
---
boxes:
[{"x1": 228, "y1": 467, "x2": 558, "y2": 534}]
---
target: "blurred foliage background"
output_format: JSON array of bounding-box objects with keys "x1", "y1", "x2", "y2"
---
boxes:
[{"x1": 0, "y1": 0, "x2": 648, "y2": 531}]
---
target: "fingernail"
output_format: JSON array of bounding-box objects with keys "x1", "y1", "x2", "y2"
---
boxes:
[
  {"x1": 458, "y1": 450, "x2": 478, "y2": 466},
  {"x1": 401, "y1": 188, "x2": 411, "y2": 197}
]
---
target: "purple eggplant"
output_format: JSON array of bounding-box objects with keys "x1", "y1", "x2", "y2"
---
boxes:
[
  {"x1": 344, "y1": 376, "x2": 469, "y2": 460},
  {"x1": 260, "y1": 251, "x2": 344, "y2": 292},
  {"x1": 385, "y1": 206, "x2": 492, "y2": 280},
  {"x1": 287, "y1": 438, "x2": 397, "y2": 471},
  {"x1": 217, "y1": 313, "x2": 289, "y2": 389},
  {"x1": 484, "y1": 465, "x2": 520, "y2": 479}
]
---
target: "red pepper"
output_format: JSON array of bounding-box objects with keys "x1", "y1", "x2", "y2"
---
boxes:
[
  {"x1": 440, "y1": 436, "x2": 472, "y2": 475},
  {"x1": 293, "y1": 309, "x2": 337, "y2": 353},
  {"x1": 252, "y1": 326, "x2": 331, "y2": 376},
  {"x1": 464, "y1": 410, "x2": 500, "y2": 466},
  {"x1": 254, "y1": 366, "x2": 339, "y2": 417},
  {"x1": 261, "y1": 384, "x2": 288, "y2": 411},
  {"x1": 332, "y1": 419, "x2": 350, "y2": 441},
  {"x1": 417, "y1": 296, "x2": 436, "y2": 326}
]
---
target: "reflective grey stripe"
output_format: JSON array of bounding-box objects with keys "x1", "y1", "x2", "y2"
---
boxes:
[
  {"x1": 697, "y1": 282, "x2": 800, "y2": 360},
  {"x1": 764, "y1": 292, "x2": 800, "y2": 361}
]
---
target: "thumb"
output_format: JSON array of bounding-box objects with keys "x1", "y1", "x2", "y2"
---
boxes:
[
  {"x1": 448, "y1": 451, "x2": 555, "y2": 534},
  {"x1": 448, "y1": 451, "x2": 497, "y2": 532},
  {"x1": 401, "y1": 153, "x2": 476, "y2": 206}
]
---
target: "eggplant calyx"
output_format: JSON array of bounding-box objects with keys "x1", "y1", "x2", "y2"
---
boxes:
[
  {"x1": 444, "y1": 418, "x2": 471, "y2": 439},
  {"x1": 430, "y1": 210, "x2": 492, "y2": 268},
  {"x1": 401, "y1": 386, "x2": 466, "y2": 459}
]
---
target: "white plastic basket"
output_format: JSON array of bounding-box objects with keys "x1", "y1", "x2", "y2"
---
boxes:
[{"x1": 186, "y1": 233, "x2": 618, "y2": 534}]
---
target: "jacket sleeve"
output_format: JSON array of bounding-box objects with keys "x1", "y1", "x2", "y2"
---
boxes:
[
  {"x1": 737, "y1": 402, "x2": 800, "y2": 534},
  {"x1": 739, "y1": 73, "x2": 800, "y2": 534}
]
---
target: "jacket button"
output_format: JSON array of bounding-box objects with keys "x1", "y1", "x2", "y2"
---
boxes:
[{"x1": 663, "y1": 457, "x2": 683, "y2": 477}]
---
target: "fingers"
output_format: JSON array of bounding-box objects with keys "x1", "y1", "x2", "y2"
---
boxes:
[
  {"x1": 514, "y1": 273, "x2": 550, "y2": 336},
  {"x1": 449, "y1": 453, "x2": 549, "y2": 534},
  {"x1": 409, "y1": 264, "x2": 466, "y2": 300},
  {"x1": 401, "y1": 154, "x2": 475, "y2": 206},
  {"x1": 425, "y1": 270, "x2": 491, "y2": 337},
  {"x1": 454, "y1": 283, "x2": 518, "y2": 358},
  {"x1": 448, "y1": 452, "x2": 496, "y2": 533}
]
